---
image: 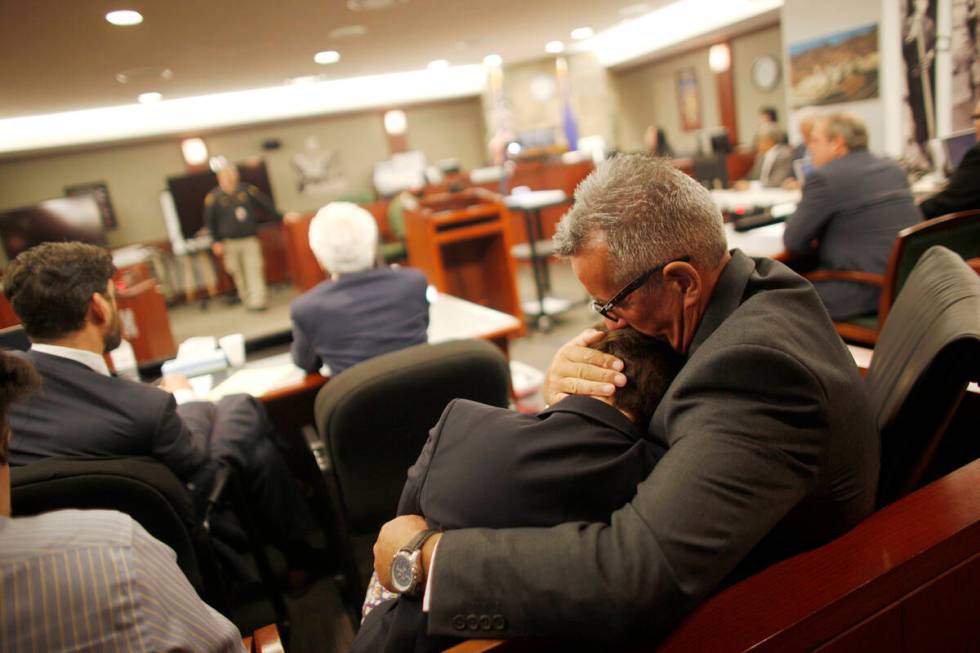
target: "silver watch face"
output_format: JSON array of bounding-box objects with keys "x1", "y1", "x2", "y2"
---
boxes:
[{"x1": 391, "y1": 552, "x2": 416, "y2": 592}]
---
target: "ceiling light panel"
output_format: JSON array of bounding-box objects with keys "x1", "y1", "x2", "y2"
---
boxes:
[
  {"x1": 314, "y1": 50, "x2": 341, "y2": 64},
  {"x1": 105, "y1": 10, "x2": 143, "y2": 26}
]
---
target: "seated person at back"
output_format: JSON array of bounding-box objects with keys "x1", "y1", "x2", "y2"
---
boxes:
[
  {"x1": 3, "y1": 242, "x2": 317, "y2": 579},
  {"x1": 736, "y1": 124, "x2": 794, "y2": 189},
  {"x1": 0, "y1": 351, "x2": 244, "y2": 653},
  {"x1": 352, "y1": 327, "x2": 684, "y2": 653},
  {"x1": 783, "y1": 113, "x2": 922, "y2": 320},
  {"x1": 290, "y1": 202, "x2": 430, "y2": 375}
]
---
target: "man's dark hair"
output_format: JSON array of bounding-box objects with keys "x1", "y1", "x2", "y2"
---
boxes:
[
  {"x1": 0, "y1": 351, "x2": 40, "y2": 464},
  {"x1": 2, "y1": 242, "x2": 116, "y2": 340},
  {"x1": 590, "y1": 327, "x2": 684, "y2": 426},
  {"x1": 761, "y1": 106, "x2": 778, "y2": 123}
]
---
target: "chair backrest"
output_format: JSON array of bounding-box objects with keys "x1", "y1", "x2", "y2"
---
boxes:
[
  {"x1": 867, "y1": 246, "x2": 980, "y2": 506},
  {"x1": 0, "y1": 324, "x2": 30, "y2": 351},
  {"x1": 10, "y1": 457, "x2": 216, "y2": 600},
  {"x1": 879, "y1": 209, "x2": 980, "y2": 322},
  {"x1": 314, "y1": 338, "x2": 511, "y2": 534}
]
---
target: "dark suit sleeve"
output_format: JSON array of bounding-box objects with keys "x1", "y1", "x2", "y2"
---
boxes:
[
  {"x1": 289, "y1": 308, "x2": 322, "y2": 373},
  {"x1": 783, "y1": 170, "x2": 836, "y2": 254},
  {"x1": 151, "y1": 397, "x2": 212, "y2": 481},
  {"x1": 396, "y1": 400, "x2": 455, "y2": 519},
  {"x1": 919, "y1": 147, "x2": 980, "y2": 219},
  {"x1": 426, "y1": 345, "x2": 828, "y2": 640}
]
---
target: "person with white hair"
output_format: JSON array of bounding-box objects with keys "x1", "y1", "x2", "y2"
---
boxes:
[{"x1": 289, "y1": 202, "x2": 430, "y2": 375}]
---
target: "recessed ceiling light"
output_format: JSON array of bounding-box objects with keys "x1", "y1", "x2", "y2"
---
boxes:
[
  {"x1": 545, "y1": 41, "x2": 565, "y2": 54},
  {"x1": 328, "y1": 24, "x2": 368, "y2": 39},
  {"x1": 571, "y1": 26, "x2": 594, "y2": 40},
  {"x1": 138, "y1": 92, "x2": 162, "y2": 104},
  {"x1": 483, "y1": 54, "x2": 502, "y2": 67},
  {"x1": 383, "y1": 109, "x2": 408, "y2": 135},
  {"x1": 105, "y1": 10, "x2": 143, "y2": 26},
  {"x1": 314, "y1": 50, "x2": 341, "y2": 65},
  {"x1": 427, "y1": 59, "x2": 450, "y2": 70}
]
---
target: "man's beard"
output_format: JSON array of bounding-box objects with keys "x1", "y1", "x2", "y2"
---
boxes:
[{"x1": 103, "y1": 309, "x2": 123, "y2": 353}]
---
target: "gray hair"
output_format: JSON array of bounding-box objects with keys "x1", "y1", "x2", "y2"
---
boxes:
[
  {"x1": 757, "y1": 123, "x2": 787, "y2": 145},
  {"x1": 308, "y1": 202, "x2": 378, "y2": 274},
  {"x1": 823, "y1": 113, "x2": 868, "y2": 151},
  {"x1": 553, "y1": 154, "x2": 727, "y2": 285}
]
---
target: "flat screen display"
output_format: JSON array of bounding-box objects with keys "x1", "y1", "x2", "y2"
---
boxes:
[
  {"x1": 0, "y1": 195, "x2": 107, "y2": 259},
  {"x1": 166, "y1": 160, "x2": 277, "y2": 240},
  {"x1": 943, "y1": 130, "x2": 976, "y2": 172}
]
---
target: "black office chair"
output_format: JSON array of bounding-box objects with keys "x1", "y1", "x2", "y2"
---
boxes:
[
  {"x1": 10, "y1": 456, "x2": 289, "y2": 636},
  {"x1": 11, "y1": 457, "x2": 223, "y2": 605},
  {"x1": 0, "y1": 324, "x2": 30, "y2": 351},
  {"x1": 308, "y1": 339, "x2": 511, "y2": 617},
  {"x1": 866, "y1": 246, "x2": 980, "y2": 507}
]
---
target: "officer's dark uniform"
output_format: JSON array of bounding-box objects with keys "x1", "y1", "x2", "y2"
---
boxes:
[{"x1": 204, "y1": 183, "x2": 280, "y2": 310}]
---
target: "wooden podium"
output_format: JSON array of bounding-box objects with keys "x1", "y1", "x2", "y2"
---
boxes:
[{"x1": 404, "y1": 188, "x2": 524, "y2": 330}]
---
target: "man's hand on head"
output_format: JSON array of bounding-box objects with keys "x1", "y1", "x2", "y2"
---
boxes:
[
  {"x1": 374, "y1": 514, "x2": 441, "y2": 592},
  {"x1": 158, "y1": 374, "x2": 192, "y2": 393},
  {"x1": 542, "y1": 328, "x2": 626, "y2": 406}
]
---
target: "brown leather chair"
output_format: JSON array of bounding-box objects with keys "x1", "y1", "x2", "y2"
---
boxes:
[{"x1": 806, "y1": 209, "x2": 980, "y2": 345}]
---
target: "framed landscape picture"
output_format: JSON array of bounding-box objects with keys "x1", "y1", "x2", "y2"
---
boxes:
[{"x1": 65, "y1": 181, "x2": 117, "y2": 230}]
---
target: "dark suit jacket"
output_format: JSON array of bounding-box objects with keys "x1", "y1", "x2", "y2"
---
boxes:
[
  {"x1": 919, "y1": 142, "x2": 980, "y2": 219},
  {"x1": 426, "y1": 250, "x2": 880, "y2": 642},
  {"x1": 354, "y1": 396, "x2": 663, "y2": 653},
  {"x1": 290, "y1": 266, "x2": 429, "y2": 375},
  {"x1": 8, "y1": 351, "x2": 213, "y2": 484},
  {"x1": 783, "y1": 150, "x2": 922, "y2": 319}
]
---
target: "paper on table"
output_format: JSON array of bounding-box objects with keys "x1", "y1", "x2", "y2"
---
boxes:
[{"x1": 208, "y1": 365, "x2": 307, "y2": 401}]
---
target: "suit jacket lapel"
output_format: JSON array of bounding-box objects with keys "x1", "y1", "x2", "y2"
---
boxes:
[{"x1": 688, "y1": 250, "x2": 755, "y2": 358}]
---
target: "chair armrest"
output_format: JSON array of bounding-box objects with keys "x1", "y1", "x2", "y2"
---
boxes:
[
  {"x1": 252, "y1": 623, "x2": 285, "y2": 653},
  {"x1": 804, "y1": 269, "x2": 885, "y2": 286}
]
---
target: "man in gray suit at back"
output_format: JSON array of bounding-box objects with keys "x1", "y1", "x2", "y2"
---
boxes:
[
  {"x1": 371, "y1": 154, "x2": 880, "y2": 644},
  {"x1": 783, "y1": 113, "x2": 921, "y2": 319}
]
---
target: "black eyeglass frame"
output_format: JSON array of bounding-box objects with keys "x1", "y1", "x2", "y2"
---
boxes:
[{"x1": 590, "y1": 255, "x2": 691, "y2": 319}]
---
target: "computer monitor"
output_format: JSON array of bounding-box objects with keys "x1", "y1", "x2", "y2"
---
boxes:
[
  {"x1": 0, "y1": 195, "x2": 107, "y2": 259},
  {"x1": 942, "y1": 130, "x2": 976, "y2": 173}
]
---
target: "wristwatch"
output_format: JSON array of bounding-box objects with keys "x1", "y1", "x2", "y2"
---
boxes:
[{"x1": 390, "y1": 528, "x2": 439, "y2": 596}]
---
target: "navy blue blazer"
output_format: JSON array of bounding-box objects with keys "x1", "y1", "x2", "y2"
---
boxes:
[{"x1": 289, "y1": 266, "x2": 429, "y2": 375}]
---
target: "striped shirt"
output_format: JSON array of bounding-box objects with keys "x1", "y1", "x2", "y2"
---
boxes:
[{"x1": 0, "y1": 509, "x2": 244, "y2": 653}]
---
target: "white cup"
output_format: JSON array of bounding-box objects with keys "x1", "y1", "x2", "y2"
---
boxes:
[{"x1": 218, "y1": 333, "x2": 246, "y2": 368}]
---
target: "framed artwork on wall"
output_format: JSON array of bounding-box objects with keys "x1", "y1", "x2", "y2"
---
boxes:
[
  {"x1": 676, "y1": 68, "x2": 702, "y2": 131},
  {"x1": 64, "y1": 181, "x2": 117, "y2": 230}
]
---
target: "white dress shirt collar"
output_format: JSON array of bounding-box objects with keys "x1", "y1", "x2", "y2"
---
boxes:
[{"x1": 31, "y1": 343, "x2": 111, "y2": 377}]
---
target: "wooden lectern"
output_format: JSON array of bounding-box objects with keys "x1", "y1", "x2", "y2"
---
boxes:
[{"x1": 404, "y1": 189, "x2": 524, "y2": 331}]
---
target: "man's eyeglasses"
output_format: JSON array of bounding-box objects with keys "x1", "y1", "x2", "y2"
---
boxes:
[
  {"x1": 590, "y1": 256, "x2": 690, "y2": 319},
  {"x1": 972, "y1": 112, "x2": 980, "y2": 121}
]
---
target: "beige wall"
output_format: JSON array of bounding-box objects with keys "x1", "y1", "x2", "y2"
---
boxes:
[
  {"x1": 732, "y1": 25, "x2": 786, "y2": 145},
  {"x1": 0, "y1": 97, "x2": 486, "y2": 248},
  {"x1": 612, "y1": 24, "x2": 785, "y2": 154}
]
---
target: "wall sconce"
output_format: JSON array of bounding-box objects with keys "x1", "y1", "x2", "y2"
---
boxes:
[
  {"x1": 383, "y1": 109, "x2": 407, "y2": 135},
  {"x1": 709, "y1": 43, "x2": 731, "y2": 73},
  {"x1": 181, "y1": 137, "x2": 209, "y2": 167}
]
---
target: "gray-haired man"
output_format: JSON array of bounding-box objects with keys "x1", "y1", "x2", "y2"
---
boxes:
[
  {"x1": 373, "y1": 154, "x2": 879, "y2": 644},
  {"x1": 783, "y1": 113, "x2": 921, "y2": 319}
]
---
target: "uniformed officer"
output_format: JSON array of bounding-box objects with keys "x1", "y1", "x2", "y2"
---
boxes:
[{"x1": 204, "y1": 161, "x2": 297, "y2": 311}]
